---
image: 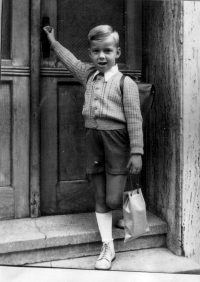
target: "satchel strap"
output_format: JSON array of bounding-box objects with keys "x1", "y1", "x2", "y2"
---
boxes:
[
  {"x1": 120, "y1": 75, "x2": 126, "y2": 98},
  {"x1": 86, "y1": 69, "x2": 97, "y2": 84}
]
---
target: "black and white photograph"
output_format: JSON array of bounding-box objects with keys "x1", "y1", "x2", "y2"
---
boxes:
[{"x1": 0, "y1": 1, "x2": 200, "y2": 281}]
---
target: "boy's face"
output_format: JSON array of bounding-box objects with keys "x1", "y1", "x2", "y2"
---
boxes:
[{"x1": 88, "y1": 35, "x2": 121, "y2": 73}]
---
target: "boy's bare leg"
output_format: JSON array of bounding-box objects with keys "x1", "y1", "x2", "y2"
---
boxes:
[
  {"x1": 91, "y1": 172, "x2": 127, "y2": 270},
  {"x1": 91, "y1": 172, "x2": 111, "y2": 213},
  {"x1": 90, "y1": 172, "x2": 112, "y2": 244},
  {"x1": 90, "y1": 172, "x2": 115, "y2": 270},
  {"x1": 106, "y1": 173, "x2": 128, "y2": 210}
]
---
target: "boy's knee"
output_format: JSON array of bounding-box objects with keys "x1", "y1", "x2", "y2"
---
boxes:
[{"x1": 106, "y1": 196, "x2": 122, "y2": 210}]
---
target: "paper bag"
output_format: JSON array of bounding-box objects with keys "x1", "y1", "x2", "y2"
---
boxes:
[{"x1": 123, "y1": 188, "x2": 150, "y2": 243}]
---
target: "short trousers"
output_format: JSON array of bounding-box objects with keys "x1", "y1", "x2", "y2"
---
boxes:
[{"x1": 86, "y1": 128, "x2": 130, "y2": 174}]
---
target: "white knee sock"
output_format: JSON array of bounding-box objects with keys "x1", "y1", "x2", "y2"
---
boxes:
[{"x1": 95, "y1": 211, "x2": 113, "y2": 245}]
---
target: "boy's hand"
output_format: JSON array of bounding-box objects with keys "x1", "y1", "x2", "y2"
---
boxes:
[
  {"x1": 43, "y1": 26, "x2": 56, "y2": 45},
  {"x1": 127, "y1": 154, "x2": 142, "y2": 174}
]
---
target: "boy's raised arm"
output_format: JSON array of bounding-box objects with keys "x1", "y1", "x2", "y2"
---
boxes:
[{"x1": 43, "y1": 26, "x2": 94, "y2": 86}]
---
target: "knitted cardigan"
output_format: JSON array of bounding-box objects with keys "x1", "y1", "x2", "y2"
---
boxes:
[{"x1": 51, "y1": 41, "x2": 143, "y2": 155}]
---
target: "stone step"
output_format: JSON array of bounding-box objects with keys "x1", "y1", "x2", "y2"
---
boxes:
[
  {"x1": 27, "y1": 248, "x2": 200, "y2": 274},
  {"x1": 0, "y1": 211, "x2": 167, "y2": 265}
]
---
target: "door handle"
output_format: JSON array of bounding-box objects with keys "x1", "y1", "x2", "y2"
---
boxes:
[{"x1": 41, "y1": 16, "x2": 51, "y2": 58}]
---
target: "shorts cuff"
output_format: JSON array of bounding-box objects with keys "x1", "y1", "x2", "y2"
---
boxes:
[
  {"x1": 86, "y1": 167, "x2": 104, "y2": 174},
  {"x1": 105, "y1": 168, "x2": 129, "y2": 175}
]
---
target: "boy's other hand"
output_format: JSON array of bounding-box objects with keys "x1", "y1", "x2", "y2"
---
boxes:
[
  {"x1": 127, "y1": 154, "x2": 142, "y2": 174},
  {"x1": 43, "y1": 26, "x2": 56, "y2": 45}
]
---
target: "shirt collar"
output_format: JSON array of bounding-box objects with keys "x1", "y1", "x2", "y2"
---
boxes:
[{"x1": 92, "y1": 65, "x2": 119, "y2": 82}]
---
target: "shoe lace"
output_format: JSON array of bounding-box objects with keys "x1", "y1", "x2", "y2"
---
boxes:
[{"x1": 99, "y1": 243, "x2": 111, "y2": 260}]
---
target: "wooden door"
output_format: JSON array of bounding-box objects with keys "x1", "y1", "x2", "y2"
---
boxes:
[
  {"x1": 40, "y1": 0, "x2": 142, "y2": 215},
  {"x1": 0, "y1": 0, "x2": 30, "y2": 220}
]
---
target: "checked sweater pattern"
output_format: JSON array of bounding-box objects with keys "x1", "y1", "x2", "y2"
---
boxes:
[{"x1": 51, "y1": 41, "x2": 143, "y2": 155}]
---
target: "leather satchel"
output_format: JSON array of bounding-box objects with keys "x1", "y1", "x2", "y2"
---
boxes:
[{"x1": 120, "y1": 75, "x2": 155, "y2": 123}]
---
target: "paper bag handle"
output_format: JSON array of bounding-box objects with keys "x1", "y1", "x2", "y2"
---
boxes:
[{"x1": 129, "y1": 173, "x2": 140, "y2": 193}]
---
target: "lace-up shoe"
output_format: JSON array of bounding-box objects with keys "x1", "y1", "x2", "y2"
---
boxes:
[{"x1": 95, "y1": 242, "x2": 115, "y2": 270}]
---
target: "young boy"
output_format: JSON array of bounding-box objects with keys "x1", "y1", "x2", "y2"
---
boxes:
[{"x1": 44, "y1": 25, "x2": 143, "y2": 270}]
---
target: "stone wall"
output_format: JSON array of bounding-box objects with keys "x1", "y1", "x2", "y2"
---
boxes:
[
  {"x1": 142, "y1": 0, "x2": 183, "y2": 255},
  {"x1": 142, "y1": 0, "x2": 200, "y2": 264},
  {"x1": 182, "y1": 1, "x2": 200, "y2": 265}
]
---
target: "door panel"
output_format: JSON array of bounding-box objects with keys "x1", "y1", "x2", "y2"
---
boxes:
[
  {"x1": 0, "y1": 83, "x2": 11, "y2": 187},
  {"x1": 1, "y1": 0, "x2": 11, "y2": 60},
  {"x1": 41, "y1": 77, "x2": 58, "y2": 214},
  {"x1": 0, "y1": 77, "x2": 30, "y2": 220},
  {"x1": 58, "y1": 83, "x2": 86, "y2": 181},
  {"x1": 0, "y1": 0, "x2": 30, "y2": 220},
  {"x1": 41, "y1": 77, "x2": 95, "y2": 215},
  {"x1": 0, "y1": 82, "x2": 13, "y2": 218},
  {"x1": 57, "y1": 181, "x2": 94, "y2": 214}
]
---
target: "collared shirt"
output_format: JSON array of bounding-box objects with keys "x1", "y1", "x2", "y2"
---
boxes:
[
  {"x1": 92, "y1": 64, "x2": 119, "y2": 82},
  {"x1": 51, "y1": 41, "x2": 143, "y2": 155}
]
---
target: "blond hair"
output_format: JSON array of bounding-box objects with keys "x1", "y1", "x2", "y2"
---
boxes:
[{"x1": 88, "y1": 25, "x2": 119, "y2": 47}]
